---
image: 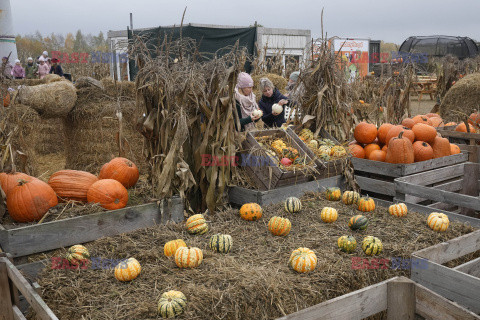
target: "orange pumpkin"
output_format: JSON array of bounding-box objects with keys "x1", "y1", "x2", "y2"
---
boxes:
[
  {"x1": 48, "y1": 170, "x2": 98, "y2": 202},
  {"x1": 98, "y1": 157, "x2": 139, "y2": 189},
  {"x1": 450, "y1": 144, "x2": 461, "y2": 155},
  {"x1": 381, "y1": 145, "x2": 388, "y2": 152},
  {"x1": 348, "y1": 144, "x2": 365, "y2": 159},
  {"x1": 412, "y1": 123, "x2": 437, "y2": 144},
  {"x1": 386, "y1": 125, "x2": 415, "y2": 145},
  {"x1": 0, "y1": 172, "x2": 33, "y2": 197},
  {"x1": 425, "y1": 113, "x2": 441, "y2": 118},
  {"x1": 354, "y1": 122, "x2": 377, "y2": 144},
  {"x1": 239, "y1": 203, "x2": 263, "y2": 221},
  {"x1": 455, "y1": 122, "x2": 476, "y2": 133},
  {"x1": 468, "y1": 112, "x2": 480, "y2": 127},
  {"x1": 412, "y1": 115, "x2": 429, "y2": 124},
  {"x1": 377, "y1": 123, "x2": 394, "y2": 145},
  {"x1": 428, "y1": 117, "x2": 444, "y2": 128},
  {"x1": 7, "y1": 179, "x2": 58, "y2": 222},
  {"x1": 413, "y1": 141, "x2": 434, "y2": 162},
  {"x1": 164, "y1": 239, "x2": 187, "y2": 257},
  {"x1": 385, "y1": 132, "x2": 414, "y2": 164},
  {"x1": 401, "y1": 118, "x2": 416, "y2": 129},
  {"x1": 431, "y1": 136, "x2": 451, "y2": 158},
  {"x1": 444, "y1": 122, "x2": 457, "y2": 127},
  {"x1": 364, "y1": 143, "x2": 381, "y2": 159},
  {"x1": 368, "y1": 150, "x2": 386, "y2": 162},
  {"x1": 87, "y1": 179, "x2": 129, "y2": 210}
]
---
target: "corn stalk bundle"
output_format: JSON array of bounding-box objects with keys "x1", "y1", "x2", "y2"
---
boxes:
[{"x1": 133, "y1": 37, "x2": 245, "y2": 213}]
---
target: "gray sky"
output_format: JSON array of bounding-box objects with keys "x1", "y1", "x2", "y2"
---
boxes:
[{"x1": 10, "y1": 0, "x2": 480, "y2": 44}]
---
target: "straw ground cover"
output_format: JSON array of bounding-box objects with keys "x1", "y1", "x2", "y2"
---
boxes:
[{"x1": 33, "y1": 193, "x2": 475, "y2": 320}]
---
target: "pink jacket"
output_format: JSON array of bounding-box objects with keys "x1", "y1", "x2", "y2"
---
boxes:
[
  {"x1": 11, "y1": 64, "x2": 25, "y2": 78},
  {"x1": 38, "y1": 63, "x2": 50, "y2": 79}
]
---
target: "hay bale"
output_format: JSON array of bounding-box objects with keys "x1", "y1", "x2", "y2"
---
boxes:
[
  {"x1": 439, "y1": 72, "x2": 480, "y2": 121},
  {"x1": 100, "y1": 78, "x2": 136, "y2": 98},
  {"x1": 34, "y1": 118, "x2": 66, "y2": 155},
  {"x1": 43, "y1": 74, "x2": 63, "y2": 84},
  {"x1": 64, "y1": 90, "x2": 144, "y2": 173},
  {"x1": 252, "y1": 73, "x2": 288, "y2": 100},
  {"x1": 74, "y1": 77, "x2": 104, "y2": 90},
  {"x1": 17, "y1": 81, "x2": 77, "y2": 118}
]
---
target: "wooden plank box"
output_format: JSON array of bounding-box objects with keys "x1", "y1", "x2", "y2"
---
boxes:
[
  {"x1": 411, "y1": 229, "x2": 480, "y2": 314},
  {"x1": 0, "y1": 197, "x2": 184, "y2": 258},
  {"x1": 352, "y1": 152, "x2": 468, "y2": 201},
  {"x1": 229, "y1": 175, "x2": 344, "y2": 206},
  {"x1": 394, "y1": 162, "x2": 480, "y2": 218},
  {"x1": 277, "y1": 276, "x2": 479, "y2": 320},
  {"x1": 437, "y1": 126, "x2": 480, "y2": 163},
  {"x1": 286, "y1": 127, "x2": 348, "y2": 180},
  {"x1": 242, "y1": 129, "x2": 318, "y2": 190}
]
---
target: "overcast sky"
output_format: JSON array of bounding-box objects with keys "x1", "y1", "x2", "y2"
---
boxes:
[{"x1": 9, "y1": 0, "x2": 480, "y2": 44}]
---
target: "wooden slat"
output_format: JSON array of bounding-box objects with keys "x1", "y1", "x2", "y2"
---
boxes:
[
  {"x1": 415, "y1": 281, "x2": 480, "y2": 320},
  {"x1": 276, "y1": 277, "x2": 389, "y2": 320},
  {"x1": 395, "y1": 163, "x2": 466, "y2": 186},
  {"x1": 356, "y1": 175, "x2": 395, "y2": 196},
  {"x1": 461, "y1": 163, "x2": 479, "y2": 216},
  {"x1": 432, "y1": 179, "x2": 464, "y2": 192},
  {"x1": 427, "y1": 202, "x2": 458, "y2": 212},
  {"x1": 1, "y1": 258, "x2": 58, "y2": 320},
  {"x1": 453, "y1": 257, "x2": 480, "y2": 278},
  {"x1": 395, "y1": 181, "x2": 480, "y2": 211},
  {"x1": 401, "y1": 153, "x2": 468, "y2": 175},
  {"x1": 411, "y1": 260, "x2": 480, "y2": 314},
  {"x1": 437, "y1": 129, "x2": 480, "y2": 140},
  {"x1": 228, "y1": 186, "x2": 260, "y2": 206},
  {"x1": 16, "y1": 260, "x2": 49, "y2": 282},
  {"x1": 0, "y1": 199, "x2": 184, "y2": 258},
  {"x1": 352, "y1": 158, "x2": 403, "y2": 177},
  {"x1": 12, "y1": 305, "x2": 26, "y2": 320},
  {"x1": 386, "y1": 278, "x2": 415, "y2": 320},
  {"x1": 0, "y1": 260, "x2": 14, "y2": 320},
  {"x1": 413, "y1": 229, "x2": 480, "y2": 263}
]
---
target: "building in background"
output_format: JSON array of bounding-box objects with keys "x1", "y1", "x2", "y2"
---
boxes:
[
  {"x1": 0, "y1": 0, "x2": 18, "y2": 62},
  {"x1": 107, "y1": 24, "x2": 311, "y2": 81}
]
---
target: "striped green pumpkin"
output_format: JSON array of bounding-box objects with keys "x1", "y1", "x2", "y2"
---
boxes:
[
  {"x1": 186, "y1": 214, "x2": 208, "y2": 234},
  {"x1": 66, "y1": 245, "x2": 90, "y2": 263},
  {"x1": 342, "y1": 191, "x2": 360, "y2": 205},
  {"x1": 362, "y1": 236, "x2": 383, "y2": 256},
  {"x1": 158, "y1": 290, "x2": 187, "y2": 318},
  {"x1": 209, "y1": 234, "x2": 233, "y2": 253},
  {"x1": 348, "y1": 215, "x2": 369, "y2": 231},
  {"x1": 337, "y1": 235, "x2": 357, "y2": 253},
  {"x1": 285, "y1": 197, "x2": 302, "y2": 213}
]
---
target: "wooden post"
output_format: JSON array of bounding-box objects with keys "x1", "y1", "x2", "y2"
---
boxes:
[
  {"x1": 460, "y1": 163, "x2": 479, "y2": 217},
  {"x1": 386, "y1": 277, "x2": 415, "y2": 320},
  {"x1": 0, "y1": 258, "x2": 14, "y2": 320}
]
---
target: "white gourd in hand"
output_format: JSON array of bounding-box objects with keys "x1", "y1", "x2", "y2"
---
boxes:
[{"x1": 272, "y1": 103, "x2": 283, "y2": 114}]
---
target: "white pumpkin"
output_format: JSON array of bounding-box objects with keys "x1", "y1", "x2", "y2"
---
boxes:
[
  {"x1": 272, "y1": 103, "x2": 283, "y2": 114},
  {"x1": 252, "y1": 109, "x2": 263, "y2": 118}
]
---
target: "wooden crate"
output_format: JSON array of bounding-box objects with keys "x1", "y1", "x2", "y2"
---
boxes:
[
  {"x1": 411, "y1": 229, "x2": 480, "y2": 314},
  {"x1": 352, "y1": 152, "x2": 468, "y2": 201},
  {"x1": 0, "y1": 253, "x2": 58, "y2": 320},
  {"x1": 0, "y1": 197, "x2": 184, "y2": 258},
  {"x1": 242, "y1": 129, "x2": 317, "y2": 190},
  {"x1": 276, "y1": 276, "x2": 479, "y2": 320},
  {"x1": 286, "y1": 127, "x2": 347, "y2": 179},
  {"x1": 395, "y1": 162, "x2": 480, "y2": 218},
  {"x1": 437, "y1": 126, "x2": 480, "y2": 163},
  {"x1": 229, "y1": 175, "x2": 344, "y2": 206}
]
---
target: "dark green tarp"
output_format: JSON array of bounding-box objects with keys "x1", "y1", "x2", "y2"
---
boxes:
[{"x1": 128, "y1": 25, "x2": 257, "y2": 80}]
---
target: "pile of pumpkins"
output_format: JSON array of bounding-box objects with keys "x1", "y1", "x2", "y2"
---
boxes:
[
  {"x1": 63, "y1": 186, "x2": 451, "y2": 318},
  {"x1": 349, "y1": 113, "x2": 464, "y2": 163},
  {"x1": 0, "y1": 157, "x2": 139, "y2": 223},
  {"x1": 298, "y1": 128, "x2": 347, "y2": 161}
]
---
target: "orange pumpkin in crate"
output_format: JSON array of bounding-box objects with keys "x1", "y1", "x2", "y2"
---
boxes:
[
  {"x1": 412, "y1": 123, "x2": 437, "y2": 144},
  {"x1": 431, "y1": 136, "x2": 451, "y2": 158},
  {"x1": 368, "y1": 150, "x2": 386, "y2": 162},
  {"x1": 413, "y1": 141, "x2": 434, "y2": 162},
  {"x1": 455, "y1": 122, "x2": 476, "y2": 133},
  {"x1": 348, "y1": 143, "x2": 365, "y2": 159},
  {"x1": 354, "y1": 122, "x2": 377, "y2": 144},
  {"x1": 364, "y1": 143, "x2": 381, "y2": 159},
  {"x1": 87, "y1": 179, "x2": 128, "y2": 210},
  {"x1": 401, "y1": 118, "x2": 416, "y2": 129},
  {"x1": 99, "y1": 157, "x2": 139, "y2": 189},
  {"x1": 412, "y1": 115, "x2": 429, "y2": 124},
  {"x1": 0, "y1": 172, "x2": 34, "y2": 197},
  {"x1": 377, "y1": 123, "x2": 394, "y2": 145},
  {"x1": 385, "y1": 125, "x2": 415, "y2": 145},
  {"x1": 450, "y1": 144, "x2": 461, "y2": 155},
  {"x1": 385, "y1": 132, "x2": 414, "y2": 164}
]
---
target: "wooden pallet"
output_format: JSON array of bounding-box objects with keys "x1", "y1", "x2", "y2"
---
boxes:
[
  {"x1": 286, "y1": 127, "x2": 347, "y2": 179},
  {"x1": 437, "y1": 126, "x2": 480, "y2": 163},
  {"x1": 229, "y1": 175, "x2": 344, "y2": 206},
  {"x1": 0, "y1": 197, "x2": 184, "y2": 258},
  {"x1": 242, "y1": 129, "x2": 317, "y2": 190},
  {"x1": 352, "y1": 153, "x2": 468, "y2": 201},
  {"x1": 411, "y1": 229, "x2": 480, "y2": 314},
  {"x1": 395, "y1": 162, "x2": 480, "y2": 218},
  {"x1": 276, "y1": 276, "x2": 479, "y2": 320}
]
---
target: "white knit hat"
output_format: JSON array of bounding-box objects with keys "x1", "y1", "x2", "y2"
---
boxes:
[
  {"x1": 27, "y1": 57, "x2": 33, "y2": 61},
  {"x1": 38, "y1": 56, "x2": 45, "y2": 62},
  {"x1": 15, "y1": 59, "x2": 20, "y2": 63},
  {"x1": 43, "y1": 51, "x2": 48, "y2": 56}
]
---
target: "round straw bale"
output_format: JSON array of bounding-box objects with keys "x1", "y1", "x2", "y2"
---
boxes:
[
  {"x1": 16, "y1": 81, "x2": 77, "y2": 118},
  {"x1": 43, "y1": 74, "x2": 63, "y2": 84},
  {"x1": 439, "y1": 72, "x2": 480, "y2": 121}
]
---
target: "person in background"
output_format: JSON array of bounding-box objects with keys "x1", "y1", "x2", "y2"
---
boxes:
[
  {"x1": 285, "y1": 71, "x2": 300, "y2": 95},
  {"x1": 25, "y1": 57, "x2": 38, "y2": 79},
  {"x1": 258, "y1": 78, "x2": 288, "y2": 128},
  {"x1": 11, "y1": 59, "x2": 25, "y2": 79},
  {"x1": 37, "y1": 56, "x2": 49, "y2": 79},
  {"x1": 234, "y1": 72, "x2": 261, "y2": 131},
  {"x1": 1, "y1": 57, "x2": 13, "y2": 79},
  {"x1": 46, "y1": 57, "x2": 52, "y2": 68},
  {"x1": 42, "y1": 51, "x2": 48, "y2": 61},
  {"x1": 49, "y1": 58, "x2": 64, "y2": 77}
]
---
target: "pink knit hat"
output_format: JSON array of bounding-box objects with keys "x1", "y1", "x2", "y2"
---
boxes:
[{"x1": 237, "y1": 72, "x2": 254, "y2": 88}]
